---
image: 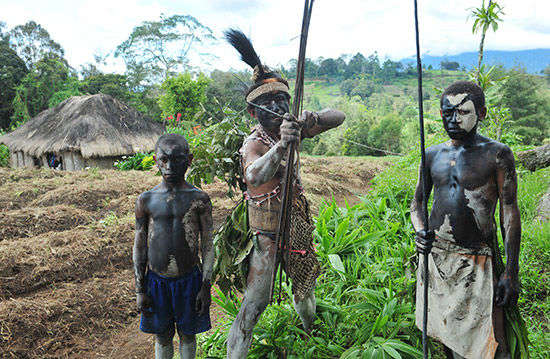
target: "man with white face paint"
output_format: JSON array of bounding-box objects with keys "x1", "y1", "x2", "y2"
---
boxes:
[{"x1": 411, "y1": 81, "x2": 522, "y2": 358}]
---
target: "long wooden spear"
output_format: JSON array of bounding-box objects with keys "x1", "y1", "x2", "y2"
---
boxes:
[
  {"x1": 269, "y1": 0, "x2": 315, "y2": 304},
  {"x1": 413, "y1": 1, "x2": 433, "y2": 358}
]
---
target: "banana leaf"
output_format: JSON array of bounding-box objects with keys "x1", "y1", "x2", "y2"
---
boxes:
[
  {"x1": 491, "y1": 233, "x2": 530, "y2": 359},
  {"x1": 212, "y1": 197, "x2": 253, "y2": 295}
]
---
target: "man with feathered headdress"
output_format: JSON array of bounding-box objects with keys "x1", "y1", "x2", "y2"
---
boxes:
[{"x1": 223, "y1": 29, "x2": 345, "y2": 358}]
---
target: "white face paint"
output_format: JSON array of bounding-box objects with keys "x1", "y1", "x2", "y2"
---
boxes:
[
  {"x1": 446, "y1": 93, "x2": 467, "y2": 105},
  {"x1": 445, "y1": 93, "x2": 478, "y2": 132}
]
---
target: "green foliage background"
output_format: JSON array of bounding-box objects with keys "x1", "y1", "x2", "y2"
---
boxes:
[{"x1": 158, "y1": 73, "x2": 210, "y2": 122}]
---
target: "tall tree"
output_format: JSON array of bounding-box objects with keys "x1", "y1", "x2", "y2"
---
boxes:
[
  {"x1": 470, "y1": 0, "x2": 504, "y2": 83},
  {"x1": 0, "y1": 21, "x2": 8, "y2": 41},
  {"x1": 318, "y1": 58, "x2": 338, "y2": 77},
  {"x1": 498, "y1": 70, "x2": 549, "y2": 145},
  {"x1": 115, "y1": 14, "x2": 215, "y2": 86},
  {"x1": 0, "y1": 39, "x2": 28, "y2": 129},
  {"x1": 80, "y1": 73, "x2": 131, "y2": 102},
  {"x1": 543, "y1": 65, "x2": 550, "y2": 84},
  {"x1": 345, "y1": 53, "x2": 367, "y2": 78},
  {"x1": 13, "y1": 54, "x2": 70, "y2": 121},
  {"x1": 8, "y1": 21, "x2": 65, "y2": 69}
]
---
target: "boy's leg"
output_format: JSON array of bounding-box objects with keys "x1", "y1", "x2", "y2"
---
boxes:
[
  {"x1": 293, "y1": 289, "x2": 316, "y2": 332},
  {"x1": 177, "y1": 329, "x2": 197, "y2": 359},
  {"x1": 155, "y1": 325, "x2": 175, "y2": 359},
  {"x1": 227, "y1": 235, "x2": 276, "y2": 359}
]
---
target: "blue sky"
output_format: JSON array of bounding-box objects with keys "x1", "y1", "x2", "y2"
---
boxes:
[{"x1": 1, "y1": 0, "x2": 549, "y2": 73}]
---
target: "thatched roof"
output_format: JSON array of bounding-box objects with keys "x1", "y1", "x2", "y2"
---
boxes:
[{"x1": 0, "y1": 94, "x2": 164, "y2": 158}]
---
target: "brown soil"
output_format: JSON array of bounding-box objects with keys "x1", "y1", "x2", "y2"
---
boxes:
[
  {"x1": 0, "y1": 205, "x2": 92, "y2": 240},
  {"x1": 0, "y1": 156, "x2": 388, "y2": 358}
]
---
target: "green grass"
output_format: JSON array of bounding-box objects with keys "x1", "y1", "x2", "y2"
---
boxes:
[{"x1": 515, "y1": 167, "x2": 550, "y2": 357}]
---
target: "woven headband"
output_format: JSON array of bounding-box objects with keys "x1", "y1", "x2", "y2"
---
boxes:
[{"x1": 246, "y1": 81, "x2": 290, "y2": 103}]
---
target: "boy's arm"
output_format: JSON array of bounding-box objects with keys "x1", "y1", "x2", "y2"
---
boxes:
[
  {"x1": 133, "y1": 194, "x2": 149, "y2": 294},
  {"x1": 195, "y1": 194, "x2": 214, "y2": 316},
  {"x1": 301, "y1": 108, "x2": 345, "y2": 138},
  {"x1": 495, "y1": 146, "x2": 521, "y2": 307},
  {"x1": 198, "y1": 194, "x2": 214, "y2": 284}
]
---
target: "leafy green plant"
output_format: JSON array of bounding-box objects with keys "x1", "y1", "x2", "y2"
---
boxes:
[
  {"x1": 158, "y1": 73, "x2": 210, "y2": 123},
  {"x1": 113, "y1": 152, "x2": 153, "y2": 170},
  {"x1": 0, "y1": 144, "x2": 9, "y2": 167},
  {"x1": 180, "y1": 104, "x2": 250, "y2": 196}
]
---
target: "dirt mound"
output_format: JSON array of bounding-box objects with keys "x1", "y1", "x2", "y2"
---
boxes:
[
  {"x1": 0, "y1": 205, "x2": 92, "y2": 240},
  {"x1": 0, "y1": 270, "x2": 135, "y2": 359},
  {"x1": 300, "y1": 156, "x2": 388, "y2": 210},
  {"x1": 31, "y1": 186, "x2": 122, "y2": 212},
  {"x1": 0, "y1": 220, "x2": 132, "y2": 298}
]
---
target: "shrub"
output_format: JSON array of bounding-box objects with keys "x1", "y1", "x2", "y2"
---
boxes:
[
  {"x1": 0, "y1": 144, "x2": 9, "y2": 167},
  {"x1": 158, "y1": 73, "x2": 210, "y2": 124},
  {"x1": 113, "y1": 152, "x2": 153, "y2": 171}
]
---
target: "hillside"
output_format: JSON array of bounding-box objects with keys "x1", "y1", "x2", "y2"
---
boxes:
[
  {"x1": 0, "y1": 156, "x2": 389, "y2": 358},
  {"x1": 400, "y1": 48, "x2": 550, "y2": 73}
]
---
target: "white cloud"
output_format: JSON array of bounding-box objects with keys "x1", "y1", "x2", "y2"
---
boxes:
[{"x1": 1, "y1": 0, "x2": 549, "y2": 73}]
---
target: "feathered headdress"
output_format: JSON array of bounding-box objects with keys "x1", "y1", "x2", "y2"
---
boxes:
[{"x1": 224, "y1": 29, "x2": 289, "y2": 103}]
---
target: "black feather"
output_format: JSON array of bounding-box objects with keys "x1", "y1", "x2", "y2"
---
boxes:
[{"x1": 224, "y1": 29, "x2": 262, "y2": 71}]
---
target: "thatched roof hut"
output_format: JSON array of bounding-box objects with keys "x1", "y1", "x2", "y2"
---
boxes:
[{"x1": 0, "y1": 94, "x2": 163, "y2": 170}]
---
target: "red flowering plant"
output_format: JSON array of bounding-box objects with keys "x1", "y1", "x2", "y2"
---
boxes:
[{"x1": 164, "y1": 103, "x2": 250, "y2": 197}]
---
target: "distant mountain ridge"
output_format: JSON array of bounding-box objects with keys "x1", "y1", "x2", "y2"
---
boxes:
[{"x1": 401, "y1": 49, "x2": 550, "y2": 73}]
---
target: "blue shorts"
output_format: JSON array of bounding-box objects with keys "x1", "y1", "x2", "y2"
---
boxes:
[{"x1": 140, "y1": 267, "x2": 211, "y2": 335}]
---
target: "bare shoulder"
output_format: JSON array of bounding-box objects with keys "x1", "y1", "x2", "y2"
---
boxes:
[
  {"x1": 136, "y1": 190, "x2": 151, "y2": 216},
  {"x1": 425, "y1": 141, "x2": 449, "y2": 162},
  {"x1": 495, "y1": 143, "x2": 515, "y2": 169},
  {"x1": 195, "y1": 188, "x2": 212, "y2": 204},
  {"x1": 241, "y1": 134, "x2": 270, "y2": 167},
  {"x1": 242, "y1": 133, "x2": 269, "y2": 156},
  {"x1": 188, "y1": 188, "x2": 212, "y2": 214},
  {"x1": 137, "y1": 184, "x2": 162, "y2": 203},
  {"x1": 479, "y1": 135, "x2": 515, "y2": 167}
]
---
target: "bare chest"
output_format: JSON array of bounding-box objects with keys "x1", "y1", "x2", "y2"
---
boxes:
[{"x1": 430, "y1": 147, "x2": 496, "y2": 190}]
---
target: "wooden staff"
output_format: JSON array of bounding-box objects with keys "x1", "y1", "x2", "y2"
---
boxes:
[
  {"x1": 269, "y1": 0, "x2": 315, "y2": 304},
  {"x1": 413, "y1": 1, "x2": 433, "y2": 358}
]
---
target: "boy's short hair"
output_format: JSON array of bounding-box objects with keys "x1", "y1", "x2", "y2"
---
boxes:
[
  {"x1": 155, "y1": 134, "x2": 190, "y2": 154},
  {"x1": 440, "y1": 81, "x2": 485, "y2": 111}
]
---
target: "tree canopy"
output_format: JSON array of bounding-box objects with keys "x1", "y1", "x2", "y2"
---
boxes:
[
  {"x1": 115, "y1": 14, "x2": 215, "y2": 86},
  {"x1": 8, "y1": 20, "x2": 65, "y2": 69},
  {"x1": 0, "y1": 39, "x2": 28, "y2": 129}
]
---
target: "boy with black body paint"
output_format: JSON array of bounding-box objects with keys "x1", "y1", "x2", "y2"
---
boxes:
[
  {"x1": 412, "y1": 81, "x2": 520, "y2": 359},
  {"x1": 133, "y1": 134, "x2": 214, "y2": 359}
]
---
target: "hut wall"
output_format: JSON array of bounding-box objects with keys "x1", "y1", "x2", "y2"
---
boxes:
[
  {"x1": 23, "y1": 153, "x2": 34, "y2": 168},
  {"x1": 85, "y1": 157, "x2": 117, "y2": 169},
  {"x1": 16, "y1": 151, "x2": 23, "y2": 167},
  {"x1": 72, "y1": 153, "x2": 86, "y2": 170},
  {"x1": 40, "y1": 155, "x2": 48, "y2": 169},
  {"x1": 62, "y1": 152, "x2": 74, "y2": 171},
  {"x1": 9, "y1": 151, "x2": 17, "y2": 168}
]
